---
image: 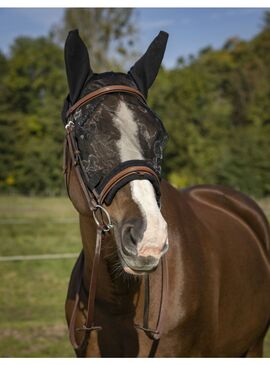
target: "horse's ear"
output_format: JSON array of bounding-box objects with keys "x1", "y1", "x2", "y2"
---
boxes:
[
  {"x1": 64, "y1": 29, "x2": 93, "y2": 105},
  {"x1": 128, "y1": 31, "x2": 168, "y2": 98}
]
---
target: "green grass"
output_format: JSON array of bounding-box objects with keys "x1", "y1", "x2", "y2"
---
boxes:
[
  {"x1": 0, "y1": 195, "x2": 80, "y2": 357},
  {"x1": 0, "y1": 195, "x2": 270, "y2": 357}
]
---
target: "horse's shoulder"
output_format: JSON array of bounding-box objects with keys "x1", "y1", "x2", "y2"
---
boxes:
[
  {"x1": 181, "y1": 184, "x2": 262, "y2": 214},
  {"x1": 181, "y1": 184, "x2": 270, "y2": 254}
]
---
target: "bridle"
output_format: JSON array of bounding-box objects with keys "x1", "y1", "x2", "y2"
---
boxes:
[
  {"x1": 64, "y1": 85, "x2": 162, "y2": 208},
  {"x1": 63, "y1": 84, "x2": 168, "y2": 357}
]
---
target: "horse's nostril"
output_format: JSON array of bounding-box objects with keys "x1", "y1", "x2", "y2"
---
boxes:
[
  {"x1": 121, "y1": 223, "x2": 140, "y2": 256},
  {"x1": 129, "y1": 227, "x2": 137, "y2": 246}
]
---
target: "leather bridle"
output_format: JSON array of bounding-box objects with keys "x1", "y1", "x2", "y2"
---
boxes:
[{"x1": 63, "y1": 84, "x2": 168, "y2": 357}]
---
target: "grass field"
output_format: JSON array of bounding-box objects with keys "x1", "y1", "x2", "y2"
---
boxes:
[
  {"x1": 0, "y1": 195, "x2": 80, "y2": 357},
  {"x1": 0, "y1": 195, "x2": 270, "y2": 357}
]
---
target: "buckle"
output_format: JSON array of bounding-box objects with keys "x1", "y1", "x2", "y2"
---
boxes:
[
  {"x1": 76, "y1": 324, "x2": 102, "y2": 332},
  {"x1": 134, "y1": 324, "x2": 159, "y2": 335}
]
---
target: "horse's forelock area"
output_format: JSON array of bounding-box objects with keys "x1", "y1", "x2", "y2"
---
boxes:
[
  {"x1": 113, "y1": 99, "x2": 143, "y2": 161},
  {"x1": 124, "y1": 97, "x2": 167, "y2": 175},
  {"x1": 81, "y1": 71, "x2": 137, "y2": 97},
  {"x1": 110, "y1": 95, "x2": 166, "y2": 174}
]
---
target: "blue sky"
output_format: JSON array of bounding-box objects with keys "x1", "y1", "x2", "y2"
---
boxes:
[{"x1": 0, "y1": 8, "x2": 268, "y2": 68}]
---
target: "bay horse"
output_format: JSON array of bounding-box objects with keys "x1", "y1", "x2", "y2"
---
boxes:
[{"x1": 62, "y1": 30, "x2": 270, "y2": 357}]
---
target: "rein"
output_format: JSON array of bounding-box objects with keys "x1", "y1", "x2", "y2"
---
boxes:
[{"x1": 63, "y1": 85, "x2": 168, "y2": 357}]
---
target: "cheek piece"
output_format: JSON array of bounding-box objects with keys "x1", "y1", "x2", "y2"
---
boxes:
[{"x1": 63, "y1": 84, "x2": 168, "y2": 358}]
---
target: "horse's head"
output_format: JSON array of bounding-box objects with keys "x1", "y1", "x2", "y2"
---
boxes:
[{"x1": 62, "y1": 30, "x2": 169, "y2": 275}]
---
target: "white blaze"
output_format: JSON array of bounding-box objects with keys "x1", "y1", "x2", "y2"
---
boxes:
[
  {"x1": 113, "y1": 101, "x2": 168, "y2": 257},
  {"x1": 130, "y1": 179, "x2": 168, "y2": 256},
  {"x1": 113, "y1": 101, "x2": 142, "y2": 160}
]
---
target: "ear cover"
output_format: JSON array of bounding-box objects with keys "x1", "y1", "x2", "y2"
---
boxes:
[
  {"x1": 64, "y1": 29, "x2": 93, "y2": 105},
  {"x1": 128, "y1": 31, "x2": 169, "y2": 98}
]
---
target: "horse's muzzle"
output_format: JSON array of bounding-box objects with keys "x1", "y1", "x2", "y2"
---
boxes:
[{"x1": 118, "y1": 240, "x2": 168, "y2": 275}]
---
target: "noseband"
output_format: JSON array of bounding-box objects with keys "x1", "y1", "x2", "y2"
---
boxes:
[{"x1": 63, "y1": 85, "x2": 168, "y2": 357}]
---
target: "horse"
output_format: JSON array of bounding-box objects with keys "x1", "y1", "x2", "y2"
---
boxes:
[{"x1": 62, "y1": 29, "x2": 270, "y2": 357}]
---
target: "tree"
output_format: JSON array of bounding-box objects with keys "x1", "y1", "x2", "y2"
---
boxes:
[
  {"x1": 0, "y1": 36, "x2": 66, "y2": 195},
  {"x1": 50, "y1": 8, "x2": 137, "y2": 71},
  {"x1": 148, "y1": 14, "x2": 270, "y2": 197},
  {"x1": 262, "y1": 10, "x2": 270, "y2": 30}
]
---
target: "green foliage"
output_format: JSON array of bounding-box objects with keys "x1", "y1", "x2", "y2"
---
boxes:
[
  {"x1": 214, "y1": 125, "x2": 270, "y2": 197},
  {"x1": 149, "y1": 26, "x2": 270, "y2": 198},
  {"x1": 0, "y1": 37, "x2": 66, "y2": 195},
  {"x1": 263, "y1": 11, "x2": 270, "y2": 30}
]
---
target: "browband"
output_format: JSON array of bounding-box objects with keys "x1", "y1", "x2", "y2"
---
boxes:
[{"x1": 66, "y1": 85, "x2": 146, "y2": 119}]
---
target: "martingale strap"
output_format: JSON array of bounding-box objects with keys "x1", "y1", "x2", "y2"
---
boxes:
[{"x1": 64, "y1": 84, "x2": 168, "y2": 358}]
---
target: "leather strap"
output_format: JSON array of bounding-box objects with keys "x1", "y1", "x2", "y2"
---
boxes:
[
  {"x1": 66, "y1": 85, "x2": 146, "y2": 119},
  {"x1": 69, "y1": 229, "x2": 103, "y2": 357},
  {"x1": 145, "y1": 257, "x2": 168, "y2": 341},
  {"x1": 69, "y1": 250, "x2": 168, "y2": 357},
  {"x1": 97, "y1": 166, "x2": 160, "y2": 205},
  {"x1": 135, "y1": 255, "x2": 168, "y2": 357},
  {"x1": 65, "y1": 124, "x2": 97, "y2": 211},
  {"x1": 68, "y1": 254, "x2": 83, "y2": 350},
  {"x1": 83, "y1": 228, "x2": 103, "y2": 333}
]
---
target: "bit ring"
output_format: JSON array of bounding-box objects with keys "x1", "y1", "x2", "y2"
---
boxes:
[{"x1": 93, "y1": 205, "x2": 113, "y2": 232}]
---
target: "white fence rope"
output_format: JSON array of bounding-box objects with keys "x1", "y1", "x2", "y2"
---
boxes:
[{"x1": 0, "y1": 253, "x2": 78, "y2": 262}]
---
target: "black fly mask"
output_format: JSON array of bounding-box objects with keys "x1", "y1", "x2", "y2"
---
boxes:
[{"x1": 62, "y1": 30, "x2": 169, "y2": 206}]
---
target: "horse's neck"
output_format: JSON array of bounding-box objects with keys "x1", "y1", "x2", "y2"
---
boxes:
[{"x1": 79, "y1": 214, "x2": 141, "y2": 312}]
